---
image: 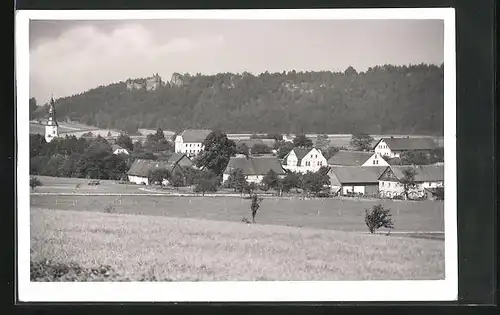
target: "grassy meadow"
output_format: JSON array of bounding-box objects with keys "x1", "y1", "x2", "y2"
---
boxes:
[
  {"x1": 31, "y1": 194, "x2": 444, "y2": 233},
  {"x1": 31, "y1": 208, "x2": 445, "y2": 281}
]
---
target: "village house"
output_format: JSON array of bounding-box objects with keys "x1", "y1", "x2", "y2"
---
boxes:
[
  {"x1": 126, "y1": 153, "x2": 193, "y2": 185},
  {"x1": 373, "y1": 137, "x2": 438, "y2": 158},
  {"x1": 174, "y1": 129, "x2": 212, "y2": 157},
  {"x1": 327, "y1": 150, "x2": 389, "y2": 167},
  {"x1": 327, "y1": 166, "x2": 387, "y2": 196},
  {"x1": 377, "y1": 164, "x2": 444, "y2": 199},
  {"x1": 111, "y1": 144, "x2": 129, "y2": 155},
  {"x1": 282, "y1": 147, "x2": 327, "y2": 174},
  {"x1": 222, "y1": 156, "x2": 286, "y2": 184}
]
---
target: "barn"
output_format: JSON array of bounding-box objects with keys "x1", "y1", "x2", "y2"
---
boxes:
[
  {"x1": 222, "y1": 156, "x2": 285, "y2": 184},
  {"x1": 127, "y1": 153, "x2": 193, "y2": 185},
  {"x1": 328, "y1": 166, "x2": 387, "y2": 196}
]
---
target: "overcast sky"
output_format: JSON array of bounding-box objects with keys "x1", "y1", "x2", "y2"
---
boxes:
[{"x1": 29, "y1": 19, "x2": 444, "y2": 103}]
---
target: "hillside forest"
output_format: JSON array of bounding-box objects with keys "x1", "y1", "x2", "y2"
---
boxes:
[{"x1": 31, "y1": 64, "x2": 444, "y2": 136}]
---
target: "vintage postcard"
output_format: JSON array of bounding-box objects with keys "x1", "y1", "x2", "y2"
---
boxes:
[{"x1": 16, "y1": 8, "x2": 457, "y2": 302}]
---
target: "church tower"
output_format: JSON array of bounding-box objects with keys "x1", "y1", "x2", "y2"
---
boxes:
[{"x1": 44, "y1": 96, "x2": 59, "y2": 143}]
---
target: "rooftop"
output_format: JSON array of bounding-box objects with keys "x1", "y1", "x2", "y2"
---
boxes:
[
  {"x1": 224, "y1": 156, "x2": 285, "y2": 176},
  {"x1": 127, "y1": 154, "x2": 192, "y2": 177},
  {"x1": 375, "y1": 137, "x2": 438, "y2": 151},
  {"x1": 330, "y1": 166, "x2": 387, "y2": 184},
  {"x1": 388, "y1": 165, "x2": 444, "y2": 182},
  {"x1": 180, "y1": 129, "x2": 212, "y2": 143},
  {"x1": 327, "y1": 150, "x2": 373, "y2": 166}
]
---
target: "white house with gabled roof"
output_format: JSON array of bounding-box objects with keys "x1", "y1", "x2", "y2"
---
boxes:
[
  {"x1": 282, "y1": 147, "x2": 327, "y2": 174},
  {"x1": 373, "y1": 137, "x2": 438, "y2": 158},
  {"x1": 174, "y1": 129, "x2": 212, "y2": 157}
]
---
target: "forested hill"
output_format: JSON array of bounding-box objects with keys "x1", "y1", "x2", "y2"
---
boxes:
[{"x1": 36, "y1": 64, "x2": 444, "y2": 135}]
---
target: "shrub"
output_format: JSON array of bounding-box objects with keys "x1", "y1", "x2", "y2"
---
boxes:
[
  {"x1": 30, "y1": 176, "x2": 42, "y2": 191},
  {"x1": 103, "y1": 204, "x2": 114, "y2": 213},
  {"x1": 364, "y1": 204, "x2": 395, "y2": 234},
  {"x1": 30, "y1": 259, "x2": 119, "y2": 281},
  {"x1": 434, "y1": 187, "x2": 444, "y2": 200},
  {"x1": 241, "y1": 217, "x2": 251, "y2": 224}
]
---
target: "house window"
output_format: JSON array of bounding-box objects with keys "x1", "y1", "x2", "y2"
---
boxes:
[{"x1": 381, "y1": 182, "x2": 384, "y2": 187}]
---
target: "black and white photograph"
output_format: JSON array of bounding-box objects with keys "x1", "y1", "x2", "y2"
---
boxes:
[{"x1": 17, "y1": 9, "x2": 457, "y2": 302}]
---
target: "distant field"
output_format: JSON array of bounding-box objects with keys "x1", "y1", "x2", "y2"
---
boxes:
[
  {"x1": 28, "y1": 122, "x2": 444, "y2": 147},
  {"x1": 31, "y1": 194, "x2": 444, "y2": 233},
  {"x1": 31, "y1": 176, "x2": 445, "y2": 233},
  {"x1": 30, "y1": 208, "x2": 445, "y2": 281},
  {"x1": 29, "y1": 122, "x2": 95, "y2": 135}
]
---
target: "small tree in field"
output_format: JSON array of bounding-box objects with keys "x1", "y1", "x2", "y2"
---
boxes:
[
  {"x1": 250, "y1": 194, "x2": 264, "y2": 223},
  {"x1": 30, "y1": 176, "x2": 42, "y2": 191},
  {"x1": 365, "y1": 204, "x2": 394, "y2": 234}
]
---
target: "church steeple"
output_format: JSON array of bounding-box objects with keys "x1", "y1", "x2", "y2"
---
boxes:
[
  {"x1": 45, "y1": 95, "x2": 59, "y2": 142},
  {"x1": 47, "y1": 96, "x2": 58, "y2": 127}
]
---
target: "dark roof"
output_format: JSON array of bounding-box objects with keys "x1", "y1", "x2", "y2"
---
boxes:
[
  {"x1": 388, "y1": 165, "x2": 444, "y2": 182},
  {"x1": 167, "y1": 152, "x2": 189, "y2": 164},
  {"x1": 330, "y1": 166, "x2": 387, "y2": 184},
  {"x1": 327, "y1": 150, "x2": 373, "y2": 166},
  {"x1": 127, "y1": 154, "x2": 192, "y2": 177},
  {"x1": 127, "y1": 160, "x2": 168, "y2": 177},
  {"x1": 224, "y1": 157, "x2": 285, "y2": 176},
  {"x1": 293, "y1": 148, "x2": 313, "y2": 160},
  {"x1": 374, "y1": 137, "x2": 438, "y2": 151},
  {"x1": 180, "y1": 129, "x2": 212, "y2": 143}
]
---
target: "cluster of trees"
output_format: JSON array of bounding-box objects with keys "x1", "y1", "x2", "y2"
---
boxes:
[
  {"x1": 397, "y1": 148, "x2": 444, "y2": 165},
  {"x1": 148, "y1": 167, "x2": 220, "y2": 196},
  {"x1": 32, "y1": 64, "x2": 444, "y2": 135},
  {"x1": 30, "y1": 134, "x2": 129, "y2": 180},
  {"x1": 225, "y1": 167, "x2": 331, "y2": 197},
  {"x1": 29, "y1": 128, "x2": 177, "y2": 180}
]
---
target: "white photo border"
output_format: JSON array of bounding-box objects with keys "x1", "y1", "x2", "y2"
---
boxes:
[{"x1": 16, "y1": 8, "x2": 457, "y2": 302}]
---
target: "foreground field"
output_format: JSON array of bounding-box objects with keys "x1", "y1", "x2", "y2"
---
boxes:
[
  {"x1": 31, "y1": 194, "x2": 444, "y2": 233},
  {"x1": 31, "y1": 208, "x2": 445, "y2": 281}
]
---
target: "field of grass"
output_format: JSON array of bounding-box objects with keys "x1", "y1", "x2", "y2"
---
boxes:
[
  {"x1": 31, "y1": 193, "x2": 444, "y2": 233},
  {"x1": 30, "y1": 208, "x2": 445, "y2": 281},
  {"x1": 32, "y1": 176, "x2": 153, "y2": 195},
  {"x1": 29, "y1": 122, "x2": 93, "y2": 135}
]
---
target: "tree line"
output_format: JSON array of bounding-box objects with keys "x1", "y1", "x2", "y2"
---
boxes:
[
  {"x1": 32, "y1": 64, "x2": 444, "y2": 136},
  {"x1": 29, "y1": 128, "x2": 176, "y2": 180}
]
